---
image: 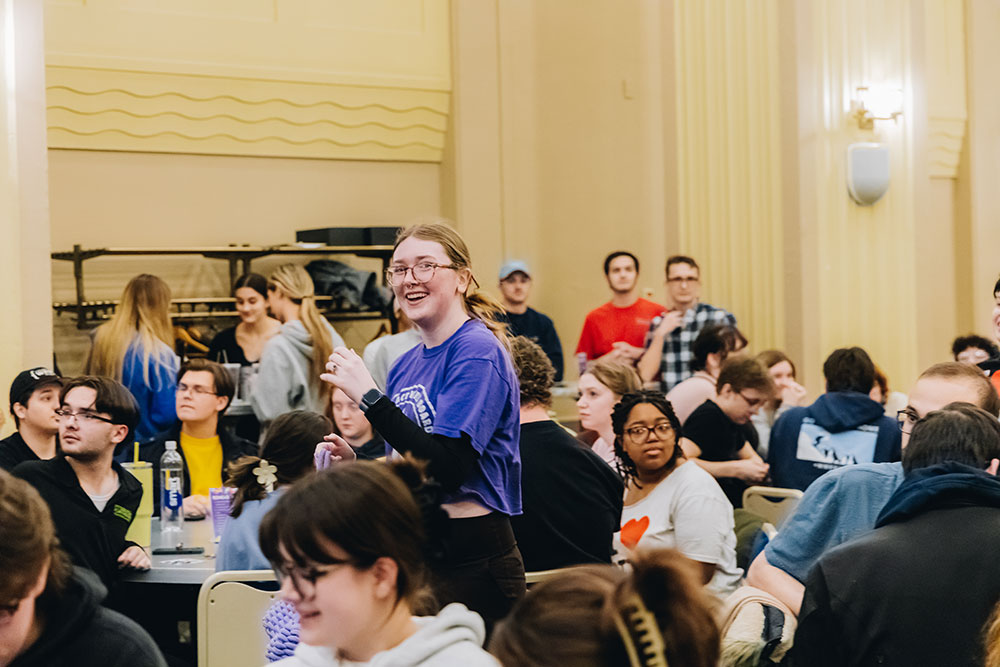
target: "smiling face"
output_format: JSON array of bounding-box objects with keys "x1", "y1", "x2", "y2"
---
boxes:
[
  {"x1": 577, "y1": 373, "x2": 618, "y2": 433},
  {"x1": 277, "y1": 543, "x2": 396, "y2": 658},
  {"x1": 621, "y1": 403, "x2": 678, "y2": 475},
  {"x1": 499, "y1": 272, "x2": 531, "y2": 308},
  {"x1": 390, "y1": 237, "x2": 469, "y2": 331},
  {"x1": 13, "y1": 384, "x2": 61, "y2": 435},
  {"x1": 235, "y1": 286, "x2": 268, "y2": 325},
  {"x1": 57, "y1": 387, "x2": 128, "y2": 462},
  {"x1": 767, "y1": 360, "x2": 796, "y2": 391},
  {"x1": 605, "y1": 256, "x2": 638, "y2": 295},
  {"x1": 331, "y1": 388, "x2": 373, "y2": 446}
]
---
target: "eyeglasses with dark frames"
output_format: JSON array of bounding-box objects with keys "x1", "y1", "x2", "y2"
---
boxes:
[
  {"x1": 385, "y1": 262, "x2": 460, "y2": 287},
  {"x1": 273, "y1": 559, "x2": 355, "y2": 601},
  {"x1": 624, "y1": 423, "x2": 674, "y2": 442},
  {"x1": 54, "y1": 408, "x2": 116, "y2": 424},
  {"x1": 896, "y1": 408, "x2": 919, "y2": 435}
]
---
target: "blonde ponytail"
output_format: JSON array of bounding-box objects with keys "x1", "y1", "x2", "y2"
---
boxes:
[{"x1": 268, "y1": 265, "x2": 335, "y2": 402}]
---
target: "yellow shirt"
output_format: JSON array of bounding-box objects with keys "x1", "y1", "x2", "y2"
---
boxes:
[{"x1": 180, "y1": 432, "x2": 223, "y2": 497}]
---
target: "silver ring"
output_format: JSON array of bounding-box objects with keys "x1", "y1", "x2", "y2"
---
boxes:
[{"x1": 330, "y1": 364, "x2": 338, "y2": 374}]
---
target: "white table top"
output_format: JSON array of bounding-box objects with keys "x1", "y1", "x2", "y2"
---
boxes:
[{"x1": 123, "y1": 517, "x2": 219, "y2": 585}]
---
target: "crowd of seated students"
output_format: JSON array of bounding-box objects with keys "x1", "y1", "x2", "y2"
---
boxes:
[{"x1": 6, "y1": 228, "x2": 1000, "y2": 666}]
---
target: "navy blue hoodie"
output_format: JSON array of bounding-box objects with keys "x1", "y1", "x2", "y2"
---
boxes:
[{"x1": 767, "y1": 391, "x2": 901, "y2": 491}]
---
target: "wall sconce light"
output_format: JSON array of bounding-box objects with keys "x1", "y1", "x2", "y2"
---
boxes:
[
  {"x1": 852, "y1": 86, "x2": 904, "y2": 130},
  {"x1": 847, "y1": 142, "x2": 890, "y2": 206}
]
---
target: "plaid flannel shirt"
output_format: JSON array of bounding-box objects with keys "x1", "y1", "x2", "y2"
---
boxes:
[{"x1": 645, "y1": 302, "x2": 736, "y2": 393}]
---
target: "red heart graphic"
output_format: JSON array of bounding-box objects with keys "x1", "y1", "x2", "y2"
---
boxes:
[{"x1": 620, "y1": 516, "x2": 650, "y2": 550}]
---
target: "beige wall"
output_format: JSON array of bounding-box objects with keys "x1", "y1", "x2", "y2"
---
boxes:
[
  {"x1": 43, "y1": 0, "x2": 449, "y2": 375},
  {"x1": 961, "y1": 0, "x2": 1000, "y2": 342},
  {"x1": 446, "y1": 0, "x2": 980, "y2": 396},
  {"x1": 49, "y1": 150, "x2": 440, "y2": 374},
  {"x1": 39, "y1": 0, "x2": 996, "y2": 395}
]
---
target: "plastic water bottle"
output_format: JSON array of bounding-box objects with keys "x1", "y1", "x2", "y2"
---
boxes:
[{"x1": 160, "y1": 441, "x2": 184, "y2": 540}]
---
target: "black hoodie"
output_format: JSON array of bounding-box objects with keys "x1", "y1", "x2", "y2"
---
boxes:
[
  {"x1": 11, "y1": 568, "x2": 166, "y2": 667},
  {"x1": 13, "y1": 456, "x2": 143, "y2": 590},
  {"x1": 793, "y1": 463, "x2": 1000, "y2": 666}
]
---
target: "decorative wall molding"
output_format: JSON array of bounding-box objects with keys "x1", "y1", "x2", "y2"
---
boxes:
[
  {"x1": 925, "y1": 0, "x2": 967, "y2": 179},
  {"x1": 46, "y1": 67, "x2": 449, "y2": 161},
  {"x1": 928, "y1": 116, "x2": 966, "y2": 178}
]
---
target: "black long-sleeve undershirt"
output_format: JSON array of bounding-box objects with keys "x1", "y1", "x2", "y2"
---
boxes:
[{"x1": 365, "y1": 396, "x2": 479, "y2": 492}]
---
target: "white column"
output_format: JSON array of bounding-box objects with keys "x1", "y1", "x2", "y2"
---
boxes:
[{"x1": 0, "y1": 0, "x2": 54, "y2": 394}]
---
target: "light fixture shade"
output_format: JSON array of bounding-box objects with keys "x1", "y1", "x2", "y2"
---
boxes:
[
  {"x1": 847, "y1": 142, "x2": 890, "y2": 206},
  {"x1": 857, "y1": 87, "x2": 904, "y2": 119}
]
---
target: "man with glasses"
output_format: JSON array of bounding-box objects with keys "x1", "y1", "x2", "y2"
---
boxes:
[
  {"x1": 13, "y1": 376, "x2": 150, "y2": 588},
  {"x1": 680, "y1": 357, "x2": 774, "y2": 507},
  {"x1": 792, "y1": 403, "x2": 1000, "y2": 665},
  {"x1": 140, "y1": 358, "x2": 255, "y2": 518},
  {"x1": 766, "y1": 347, "x2": 901, "y2": 492},
  {"x1": 747, "y1": 361, "x2": 999, "y2": 615},
  {"x1": 639, "y1": 255, "x2": 737, "y2": 392}
]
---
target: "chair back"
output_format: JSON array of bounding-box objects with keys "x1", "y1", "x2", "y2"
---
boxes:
[
  {"x1": 197, "y1": 569, "x2": 278, "y2": 667},
  {"x1": 742, "y1": 486, "x2": 803, "y2": 526},
  {"x1": 525, "y1": 566, "x2": 582, "y2": 587}
]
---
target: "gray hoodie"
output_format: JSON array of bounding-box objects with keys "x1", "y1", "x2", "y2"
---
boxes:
[
  {"x1": 269, "y1": 603, "x2": 499, "y2": 667},
  {"x1": 251, "y1": 318, "x2": 345, "y2": 423}
]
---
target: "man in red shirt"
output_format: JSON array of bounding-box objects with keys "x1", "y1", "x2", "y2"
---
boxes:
[{"x1": 575, "y1": 251, "x2": 664, "y2": 368}]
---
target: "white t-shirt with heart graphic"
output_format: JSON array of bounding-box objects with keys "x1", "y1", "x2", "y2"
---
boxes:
[{"x1": 613, "y1": 460, "x2": 742, "y2": 597}]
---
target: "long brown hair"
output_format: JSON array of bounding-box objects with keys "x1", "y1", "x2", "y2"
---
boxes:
[
  {"x1": 395, "y1": 220, "x2": 510, "y2": 350},
  {"x1": 225, "y1": 410, "x2": 331, "y2": 518},
  {"x1": 268, "y1": 264, "x2": 335, "y2": 403},
  {"x1": 86, "y1": 274, "x2": 174, "y2": 382},
  {"x1": 490, "y1": 549, "x2": 720, "y2": 667}
]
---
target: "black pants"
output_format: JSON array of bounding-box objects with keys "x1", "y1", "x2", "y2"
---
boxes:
[{"x1": 432, "y1": 512, "x2": 526, "y2": 633}]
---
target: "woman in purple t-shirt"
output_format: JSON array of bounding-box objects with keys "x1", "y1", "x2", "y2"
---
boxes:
[{"x1": 318, "y1": 220, "x2": 524, "y2": 630}]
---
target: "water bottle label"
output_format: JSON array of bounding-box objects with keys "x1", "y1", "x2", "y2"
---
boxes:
[{"x1": 163, "y1": 474, "x2": 182, "y2": 511}]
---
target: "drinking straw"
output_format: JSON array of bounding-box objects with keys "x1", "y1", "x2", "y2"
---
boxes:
[{"x1": 134, "y1": 441, "x2": 140, "y2": 464}]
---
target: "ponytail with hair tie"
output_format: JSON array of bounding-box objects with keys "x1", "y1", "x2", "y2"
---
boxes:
[{"x1": 612, "y1": 591, "x2": 670, "y2": 667}]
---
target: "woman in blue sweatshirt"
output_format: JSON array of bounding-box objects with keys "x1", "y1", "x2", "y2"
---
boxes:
[{"x1": 85, "y1": 274, "x2": 179, "y2": 443}]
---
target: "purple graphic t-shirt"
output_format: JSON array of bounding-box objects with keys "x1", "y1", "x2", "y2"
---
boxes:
[{"x1": 386, "y1": 319, "x2": 522, "y2": 515}]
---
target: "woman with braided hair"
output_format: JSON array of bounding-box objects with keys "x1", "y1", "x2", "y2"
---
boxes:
[{"x1": 611, "y1": 390, "x2": 742, "y2": 597}]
